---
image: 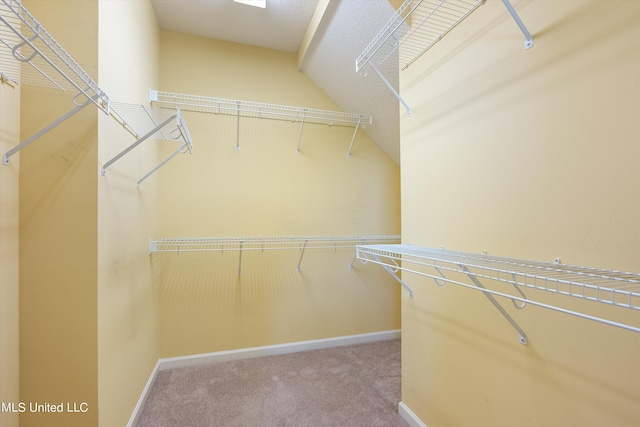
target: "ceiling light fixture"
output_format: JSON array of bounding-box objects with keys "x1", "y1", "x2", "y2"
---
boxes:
[{"x1": 233, "y1": 0, "x2": 266, "y2": 8}]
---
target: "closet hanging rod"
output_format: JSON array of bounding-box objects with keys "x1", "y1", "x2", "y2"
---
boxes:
[
  {"x1": 150, "y1": 90, "x2": 372, "y2": 128},
  {"x1": 357, "y1": 244, "x2": 640, "y2": 336}
]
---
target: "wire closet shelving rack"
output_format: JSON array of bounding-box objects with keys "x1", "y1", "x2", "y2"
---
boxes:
[
  {"x1": 150, "y1": 235, "x2": 401, "y2": 275},
  {"x1": 357, "y1": 244, "x2": 640, "y2": 343},
  {"x1": 150, "y1": 90, "x2": 372, "y2": 157},
  {"x1": 356, "y1": 0, "x2": 534, "y2": 115},
  {"x1": 0, "y1": 0, "x2": 193, "y2": 184}
]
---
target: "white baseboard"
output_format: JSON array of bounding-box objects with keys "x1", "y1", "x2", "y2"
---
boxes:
[
  {"x1": 128, "y1": 329, "x2": 400, "y2": 424},
  {"x1": 157, "y1": 329, "x2": 401, "y2": 371},
  {"x1": 398, "y1": 401, "x2": 427, "y2": 427},
  {"x1": 126, "y1": 359, "x2": 161, "y2": 427}
]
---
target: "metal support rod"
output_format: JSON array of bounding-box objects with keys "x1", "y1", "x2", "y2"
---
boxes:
[
  {"x1": 236, "y1": 101, "x2": 240, "y2": 151},
  {"x1": 373, "y1": 255, "x2": 413, "y2": 298},
  {"x1": 137, "y1": 143, "x2": 188, "y2": 188},
  {"x1": 371, "y1": 253, "x2": 414, "y2": 297},
  {"x1": 296, "y1": 240, "x2": 308, "y2": 272},
  {"x1": 101, "y1": 113, "x2": 177, "y2": 174},
  {"x1": 346, "y1": 117, "x2": 361, "y2": 158},
  {"x1": 350, "y1": 240, "x2": 365, "y2": 269},
  {"x1": 502, "y1": 0, "x2": 534, "y2": 49},
  {"x1": 238, "y1": 241, "x2": 243, "y2": 275},
  {"x1": 369, "y1": 63, "x2": 412, "y2": 116},
  {"x1": 462, "y1": 267, "x2": 528, "y2": 345},
  {"x1": 295, "y1": 109, "x2": 307, "y2": 154},
  {"x1": 3, "y1": 95, "x2": 95, "y2": 165}
]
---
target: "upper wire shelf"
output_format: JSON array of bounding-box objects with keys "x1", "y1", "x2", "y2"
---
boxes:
[
  {"x1": 151, "y1": 90, "x2": 371, "y2": 156},
  {"x1": 356, "y1": 0, "x2": 486, "y2": 73},
  {"x1": 356, "y1": 0, "x2": 533, "y2": 115},
  {"x1": 357, "y1": 244, "x2": 640, "y2": 335},
  {"x1": 151, "y1": 90, "x2": 372, "y2": 128},
  {"x1": 0, "y1": 0, "x2": 109, "y2": 111}
]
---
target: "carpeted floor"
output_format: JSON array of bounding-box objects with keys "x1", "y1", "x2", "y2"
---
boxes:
[{"x1": 135, "y1": 339, "x2": 407, "y2": 427}]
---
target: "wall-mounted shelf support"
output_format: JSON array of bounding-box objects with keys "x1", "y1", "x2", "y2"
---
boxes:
[
  {"x1": 296, "y1": 240, "x2": 308, "y2": 272},
  {"x1": 502, "y1": 0, "x2": 534, "y2": 49},
  {"x1": 236, "y1": 101, "x2": 241, "y2": 151},
  {"x1": 346, "y1": 117, "x2": 361, "y2": 158},
  {"x1": 369, "y1": 252, "x2": 414, "y2": 298},
  {"x1": 101, "y1": 109, "x2": 193, "y2": 181},
  {"x1": 149, "y1": 90, "x2": 372, "y2": 156},
  {"x1": 370, "y1": 62, "x2": 412, "y2": 116},
  {"x1": 357, "y1": 245, "x2": 640, "y2": 340},
  {"x1": 0, "y1": 71, "x2": 17, "y2": 87},
  {"x1": 295, "y1": 110, "x2": 307, "y2": 154},
  {"x1": 137, "y1": 142, "x2": 190, "y2": 188},
  {"x1": 462, "y1": 267, "x2": 528, "y2": 345},
  {"x1": 3, "y1": 94, "x2": 97, "y2": 165}
]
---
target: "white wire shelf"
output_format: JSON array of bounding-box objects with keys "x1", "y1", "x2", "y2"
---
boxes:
[
  {"x1": 103, "y1": 102, "x2": 194, "y2": 187},
  {"x1": 150, "y1": 235, "x2": 401, "y2": 275},
  {"x1": 0, "y1": 2, "x2": 195, "y2": 180},
  {"x1": 0, "y1": 0, "x2": 113, "y2": 165},
  {"x1": 357, "y1": 244, "x2": 640, "y2": 337},
  {"x1": 150, "y1": 90, "x2": 372, "y2": 156},
  {"x1": 151, "y1": 235, "x2": 400, "y2": 254},
  {"x1": 356, "y1": 0, "x2": 533, "y2": 115},
  {"x1": 0, "y1": 0, "x2": 109, "y2": 109},
  {"x1": 151, "y1": 90, "x2": 371, "y2": 128},
  {"x1": 356, "y1": 0, "x2": 485, "y2": 73}
]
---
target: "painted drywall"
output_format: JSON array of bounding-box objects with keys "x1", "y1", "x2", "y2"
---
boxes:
[
  {"x1": 18, "y1": 1, "x2": 99, "y2": 425},
  {"x1": 97, "y1": 1, "x2": 161, "y2": 426},
  {"x1": 154, "y1": 31, "x2": 401, "y2": 357},
  {"x1": 0, "y1": 64, "x2": 20, "y2": 427},
  {"x1": 399, "y1": 1, "x2": 640, "y2": 426}
]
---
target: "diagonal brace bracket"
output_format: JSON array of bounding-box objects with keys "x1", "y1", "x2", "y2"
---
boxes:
[
  {"x1": 461, "y1": 266, "x2": 528, "y2": 345},
  {"x1": 3, "y1": 94, "x2": 98, "y2": 165}
]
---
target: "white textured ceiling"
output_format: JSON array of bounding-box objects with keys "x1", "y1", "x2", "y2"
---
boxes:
[{"x1": 150, "y1": 0, "x2": 400, "y2": 163}]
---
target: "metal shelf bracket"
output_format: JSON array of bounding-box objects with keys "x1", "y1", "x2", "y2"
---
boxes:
[
  {"x1": 502, "y1": 0, "x2": 534, "y2": 50},
  {"x1": 102, "y1": 108, "x2": 193, "y2": 184},
  {"x1": 3, "y1": 93, "x2": 98, "y2": 165}
]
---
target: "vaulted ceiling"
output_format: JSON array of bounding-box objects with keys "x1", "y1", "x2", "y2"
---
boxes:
[{"x1": 150, "y1": 0, "x2": 401, "y2": 163}]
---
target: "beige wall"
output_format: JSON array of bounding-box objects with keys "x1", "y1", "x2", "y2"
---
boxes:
[
  {"x1": 155, "y1": 31, "x2": 401, "y2": 357},
  {"x1": 18, "y1": 1, "x2": 99, "y2": 425},
  {"x1": 97, "y1": 1, "x2": 160, "y2": 426},
  {"x1": 400, "y1": 1, "x2": 640, "y2": 426},
  {"x1": 0, "y1": 62, "x2": 20, "y2": 427}
]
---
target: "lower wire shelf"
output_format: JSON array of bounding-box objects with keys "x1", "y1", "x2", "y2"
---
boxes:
[
  {"x1": 356, "y1": 244, "x2": 640, "y2": 341},
  {"x1": 149, "y1": 235, "x2": 401, "y2": 275}
]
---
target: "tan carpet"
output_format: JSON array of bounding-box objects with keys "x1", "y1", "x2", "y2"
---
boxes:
[{"x1": 135, "y1": 339, "x2": 407, "y2": 427}]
